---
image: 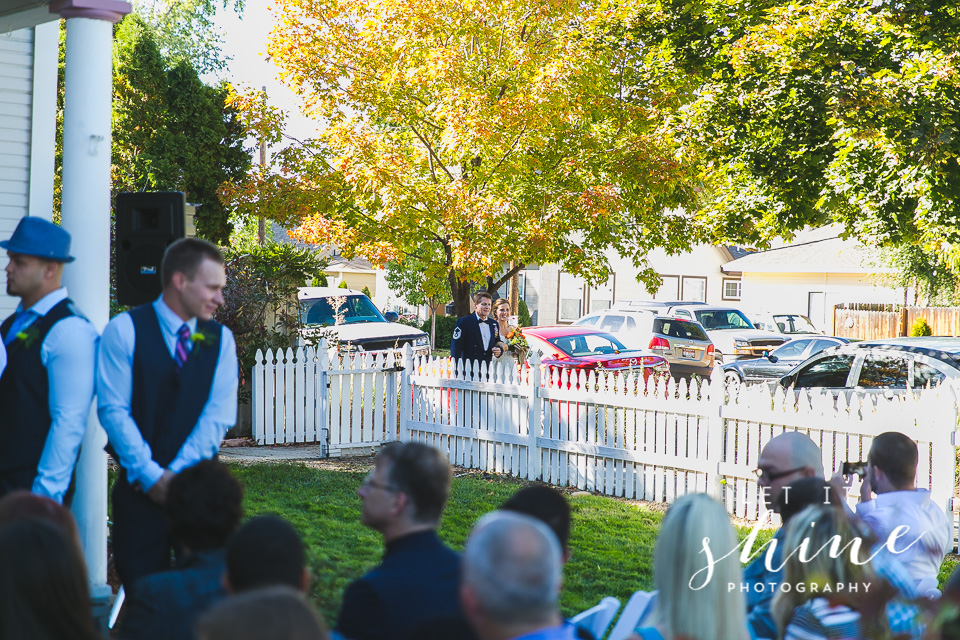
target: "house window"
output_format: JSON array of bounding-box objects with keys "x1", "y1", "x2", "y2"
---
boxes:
[
  {"x1": 655, "y1": 275, "x2": 680, "y2": 300},
  {"x1": 681, "y1": 276, "x2": 707, "y2": 302},
  {"x1": 558, "y1": 272, "x2": 585, "y2": 322},
  {"x1": 722, "y1": 278, "x2": 742, "y2": 301},
  {"x1": 588, "y1": 277, "x2": 614, "y2": 312}
]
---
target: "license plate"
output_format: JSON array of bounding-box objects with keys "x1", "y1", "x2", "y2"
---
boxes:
[{"x1": 681, "y1": 348, "x2": 696, "y2": 359}]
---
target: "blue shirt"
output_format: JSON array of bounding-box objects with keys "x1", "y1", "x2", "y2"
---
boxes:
[
  {"x1": 511, "y1": 623, "x2": 579, "y2": 640},
  {"x1": 8, "y1": 288, "x2": 99, "y2": 503},
  {"x1": 97, "y1": 296, "x2": 238, "y2": 491}
]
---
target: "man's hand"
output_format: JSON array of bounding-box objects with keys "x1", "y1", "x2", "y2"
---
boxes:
[
  {"x1": 146, "y1": 470, "x2": 176, "y2": 505},
  {"x1": 492, "y1": 345, "x2": 503, "y2": 358},
  {"x1": 829, "y1": 467, "x2": 852, "y2": 503},
  {"x1": 858, "y1": 466, "x2": 873, "y2": 502}
]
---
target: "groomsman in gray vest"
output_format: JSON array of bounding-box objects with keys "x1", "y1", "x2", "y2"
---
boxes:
[
  {"x1": 98, "y1": 238, "x2": 238, "y2": 589},
  {"x1": 0, "y1": 217, "x2": 98, "y2": 503}
]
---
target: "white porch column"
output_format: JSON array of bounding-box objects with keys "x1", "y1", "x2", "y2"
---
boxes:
[{"x1": 51, "y1": 0, "x2": 130, "y2": 609}]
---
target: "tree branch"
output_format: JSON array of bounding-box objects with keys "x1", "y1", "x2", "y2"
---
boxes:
[{"x1": 409, "y1": 125, "x2": 455, "y2": 182}]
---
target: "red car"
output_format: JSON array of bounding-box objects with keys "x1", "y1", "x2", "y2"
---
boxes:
[{"x1": 522, "y1": 326, "x2": 669, "y2": 382}]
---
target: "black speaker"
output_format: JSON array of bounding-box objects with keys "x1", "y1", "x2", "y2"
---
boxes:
[{"x1": 115, "y1": 191, "x2": 186, "y2": 306}]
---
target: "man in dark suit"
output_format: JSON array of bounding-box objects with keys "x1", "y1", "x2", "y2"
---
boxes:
[
  {"x1": 335, "y1": 442, "x2": 461, "y2": 640},
  {"x1": 118, "y1": 459, "x2": 243, "y2": 640},
  {"x1": 450, "y1": 291, "x2": 503, "y2": 364}
]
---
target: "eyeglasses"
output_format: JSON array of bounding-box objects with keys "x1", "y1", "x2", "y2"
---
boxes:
[
  {"x1": 754, "y1": 466, "x2": 805, "y2": 482},
  {"x1": 361, "y1": 470, "x2": 396, "y2": 492}
]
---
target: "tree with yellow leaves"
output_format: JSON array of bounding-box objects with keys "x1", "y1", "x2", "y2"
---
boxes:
[{"x1": 222, "y1": 0, "x2": 701, "y2": 314}]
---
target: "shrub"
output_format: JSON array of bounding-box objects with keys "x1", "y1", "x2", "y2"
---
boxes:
[
  {"x1": 422, "y1": 315, "x2": 458, "y2": 349},
  {"x1": 361, "y1": 285, "x2": 372, "y2": 299},
  {"x1": 338, "y1": 280, "x2": 348, "y2": 289},
  {"x1": 311, "y1": 273, "x2": 328, "y2": 287},
  {"x1": 517, "y1": 298, "x2": 532, "y2": 326},
  {"x1": 910, "y1": 317, "x2": 933, "y2": 337}
]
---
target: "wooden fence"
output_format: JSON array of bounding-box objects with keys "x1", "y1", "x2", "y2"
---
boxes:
[
  {"x1": 252, "y1": 343, "x2": 960, "y2": 528},
  {"x1": 834, "y1": 304, "x2": 960, "y2": 339}
]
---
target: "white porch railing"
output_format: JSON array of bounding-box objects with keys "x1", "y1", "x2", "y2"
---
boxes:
[{"x1": 252, "y1": 343, "x2": 960, "y2": 526}]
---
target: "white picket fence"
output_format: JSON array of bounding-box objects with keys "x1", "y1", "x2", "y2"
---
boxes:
[
  {"x1": 251, "y1": 345, "x2": 400, "y2": 457},
  {"x1": 252, "y1": 343, "x2": 960, "y2": 524}
]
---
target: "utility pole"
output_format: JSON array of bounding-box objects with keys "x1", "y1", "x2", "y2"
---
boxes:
[{"x1": 257, "y1": 85, "x2": 267, "y2": 246}]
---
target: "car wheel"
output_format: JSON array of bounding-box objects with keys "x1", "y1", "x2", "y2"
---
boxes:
[{"x1": 724, "y1": 370, "x2": 742, "y2": 393}]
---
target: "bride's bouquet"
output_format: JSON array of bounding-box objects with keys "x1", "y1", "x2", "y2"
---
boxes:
[{"x1": 505, "y1": 327, "x2": 529, "y2": 363}]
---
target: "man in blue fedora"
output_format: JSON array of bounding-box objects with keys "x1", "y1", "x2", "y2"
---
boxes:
[{"x1": 0, "y1": 216, "x2": 98, "y2": 503}]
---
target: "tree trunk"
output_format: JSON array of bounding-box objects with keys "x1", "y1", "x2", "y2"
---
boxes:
[
  {"x1": 508, "y1": 260, "x2": 519, "y2": 314},
  {"x1": 449, "y1": 270, "x2": 472, "y2": 317},
  {"x1": 429, "y1": 296, "x2": 437, "y2": 348}
]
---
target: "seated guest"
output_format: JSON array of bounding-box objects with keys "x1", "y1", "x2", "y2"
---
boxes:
[
  {"x1": 196, "y1": 585, "x2": 328, "y2": 640},
  {"x1": 225, "y1": 515, "x2": 309, "y2": 593},
  {"x1": 0, "y1": 489, "x2": 80, "y2": 543},
  {"x1": 119, "y1": 460, "x2": 243, "y2": 640},
  {"x1": 631, "y1": 493, "x2": 749, "y2": 640},
  {"x1": 461, "y1": 511, "x2": 574, "y2": 640},
  {"x1": 0, "y1": 519, "x2": 101, "y2": 640},
  {"x1": 850, "y1": 431, "x2": 950, "y2": 596},
  {"x1": 408, "y1": 485, "x2": 580, "y2": 640},
  {"x1": 335, "y1": 442, "x2": 460, "y2": 640},
  {"x1": 773, "y1": 503, "x2": 890, "y2": 640},
  {"x1": 501, "y1": 485, "x2": 573, "y2": 564},
  {"x1": 745, "y1": 431, "x2": 825, "y2": 638}
]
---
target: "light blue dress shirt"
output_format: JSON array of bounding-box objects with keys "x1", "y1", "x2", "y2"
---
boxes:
[
  {"x1": 6, "y1": 288, "x2": 99, "y2": 503},
  {"x1": 97, "y1": 296, "x2": 238, "y2": 492},
  {"x1": 0, "y1": 339, "x2": 5, "y2": 377}
]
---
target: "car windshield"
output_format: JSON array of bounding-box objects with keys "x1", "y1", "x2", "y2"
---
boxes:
[
  {"x1": 693, "y1": 309, "x2": 753, "y2": 330},
  {"x1": 301, "y1": 295, "x2": 386, "y2": 326},
  {"x1": 546, "y1": 332, "x2": 631, "y2": 357},
  {"x1": 773, "y1": 314, "x2": 819, "y2": 334},
  {"x1": 653, "y1": 318, "x2": 708, "y2": 341}
]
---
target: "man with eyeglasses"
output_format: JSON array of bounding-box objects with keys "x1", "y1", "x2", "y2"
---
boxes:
[
  {"x1": 744, "y1": 431, "x2": 824, "y2": 639},
  {"x1": 333, "y1": 441, "x2": 461, "y2": 640}
]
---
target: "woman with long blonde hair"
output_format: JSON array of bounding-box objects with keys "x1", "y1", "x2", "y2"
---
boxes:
[
  {"x1": 632, "y1": 493, "x2": 749, "y2": 640},
  {"x1": 772, "y1": 503, "x2": 889, "y2": 640}
]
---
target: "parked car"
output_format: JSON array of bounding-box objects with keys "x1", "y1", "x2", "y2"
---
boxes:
[
  {"x1": 722, "y1": 336, "x2": 849, "y2": 390},
  {"x1": 663, "y1": 305, "x2": 788, "y2": 364},
  {"x1": 778, "y1": 337, "x2": 960, "y2": 396},
  {"x1": 752, "y1": 313, "x2": 823, "y2": 336},
  {"x1": 574, "y1": 310, "x2": 715, "y2": 378},
  {"x1": 522, "y1": 326, "x2": 669, "y2": 381},
  {"x1": 297, "y1": 287, "x2": 431, "y2": 358}
]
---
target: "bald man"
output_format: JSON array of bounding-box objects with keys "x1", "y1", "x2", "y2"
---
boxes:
[{"x1": 745, "y1": 431, "x2": 825, "y2": 639}]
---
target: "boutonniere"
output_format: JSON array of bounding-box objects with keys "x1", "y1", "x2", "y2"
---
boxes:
[
  {"x1": 189, "y1": 328, "x2": 218, "y2": 351},
  {"x1": 14, "y1": 325, "x2": 40, "y2": 349}
]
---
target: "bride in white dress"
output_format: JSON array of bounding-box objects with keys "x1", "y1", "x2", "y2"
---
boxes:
[{"x1": 492, "y1": 298, "x2": 520, "y2": 380}]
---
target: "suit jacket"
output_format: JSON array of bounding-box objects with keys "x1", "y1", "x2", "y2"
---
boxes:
[
  {"x1": 118, "y1": 549, "x2": 227, "y2": 640},
  {"x1": 335, "y1": 530, "x2": 461, "y2": 640},
  {"x1": 450, "y1": 313, "x2": 500, "y2": 364}
]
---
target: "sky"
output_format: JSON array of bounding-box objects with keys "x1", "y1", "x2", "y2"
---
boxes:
[{"x1": 206, "y1": 1, "x2": 322, "y2": 150}]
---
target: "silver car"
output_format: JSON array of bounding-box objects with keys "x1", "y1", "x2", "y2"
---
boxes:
[
  {"x1": 779, "y1": 337, "x2": 960, "y2": 396},
  {"x1": 574, "y1": 310, "x2": 715, "y2": 378}
]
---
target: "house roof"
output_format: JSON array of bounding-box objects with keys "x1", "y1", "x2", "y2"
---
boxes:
[{"x1": 721, "y1": 224, "x2": 894, "y2": 274}]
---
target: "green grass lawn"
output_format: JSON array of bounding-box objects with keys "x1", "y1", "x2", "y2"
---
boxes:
[{"x1": 230, "y1": 462, "x2": 782, "y2": 625}]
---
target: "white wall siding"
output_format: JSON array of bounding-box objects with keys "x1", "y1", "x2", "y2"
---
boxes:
[{"x1": 0, "y1": 24, "x2": 58, "y2": 321}]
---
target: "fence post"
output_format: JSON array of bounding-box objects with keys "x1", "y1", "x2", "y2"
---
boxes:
[
  {"x1": 252, "y1": 349, "x2": 264, "y2": 444},
  {"x1": 399, "y1": 343, "x2": 414, "y2": 443},
  {"x1": 317, "y1": 341, "x2": 331, "y2": 457},
  {"x1": 526, "y1": 351, "x2": 542, "y2": 482},
  {"x1": 384, "y1": 349, "x2": 399, "y2": 442},
  {"x1": 932, "y1": 381, "x2": 960, "y2": 550},
  {"x1": 707, "y1": 364, "x2": 726, "y2": 501}
]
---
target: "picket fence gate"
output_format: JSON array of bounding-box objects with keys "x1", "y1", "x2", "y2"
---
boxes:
[{"x1": 252, "y1": 342, "x2": 960, "y2": 527}]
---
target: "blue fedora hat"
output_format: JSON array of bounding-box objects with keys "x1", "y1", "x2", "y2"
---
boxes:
[{"x1": 0, "y1": 217, "x2": 75, "y2": 263}]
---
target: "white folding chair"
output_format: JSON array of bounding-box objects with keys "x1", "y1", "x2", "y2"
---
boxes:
[
  {"x1": 570, "y1": 596, "x2": 621, "y2": 640},
  {"x1": 607, "y1": 590, "x2": 658, "y2": 640}
]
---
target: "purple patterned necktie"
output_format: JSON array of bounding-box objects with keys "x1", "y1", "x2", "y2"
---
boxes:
[{"x1": 175, "y1": 324, "x2": 190, "y2": 371}]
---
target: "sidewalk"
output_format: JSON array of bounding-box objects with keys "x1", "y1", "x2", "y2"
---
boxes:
[{"x1": 218, "y1": 442, "x2": 377, "y2": 471}]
